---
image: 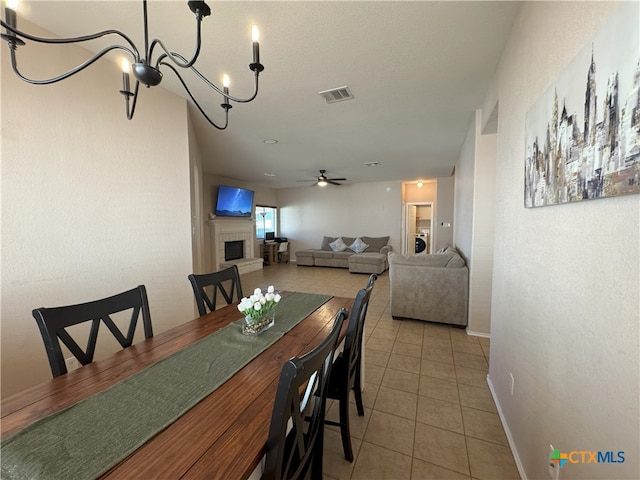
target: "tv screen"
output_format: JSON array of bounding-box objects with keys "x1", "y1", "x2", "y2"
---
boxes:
[
  {"x1": 215, "y1": 185, "x2": 254, "y2": 217},
  {"x1": 265, "y1": 232, "x2": 275, "y2": 241}
]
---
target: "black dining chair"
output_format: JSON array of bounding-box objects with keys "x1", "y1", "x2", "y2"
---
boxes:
[
  {"x1": 263, "y1": 308, "x2": 348, "y2": 480},
  {"x1": 188, "y1": 265, "x2": 244, "y2": 316},
  {"x1": 325, "y1": 274, "x2": 377, "y2": 462},
  {"x1": 32, "y1": 285, "x2": 153, "y2": 378}
]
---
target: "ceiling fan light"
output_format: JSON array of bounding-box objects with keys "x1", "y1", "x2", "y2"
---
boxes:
[{"x1": 317, "y1": 180, "x2": 328, "y2": 187}]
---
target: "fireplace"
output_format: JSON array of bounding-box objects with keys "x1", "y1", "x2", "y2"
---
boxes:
[
  {"x1": 208, "y1": 218, "x2": 260, "y2": 273},
  {"x1": 225, "y1": 240, "x2": 244, "y2": 261}
]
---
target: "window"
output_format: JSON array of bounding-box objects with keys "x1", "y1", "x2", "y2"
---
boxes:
[{"x1": 255, "y1": 205, "x2": 277, "y2": 239}]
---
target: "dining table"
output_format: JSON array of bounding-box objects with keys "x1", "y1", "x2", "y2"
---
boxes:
[{"x1": 0, "y1": 292, "x2": 353, "y2": 480}]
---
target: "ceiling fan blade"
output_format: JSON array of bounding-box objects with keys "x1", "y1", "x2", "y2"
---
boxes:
[
  {"x1": 296, "y1": 179, "x2": 316, "y2": 182},
  {"x1": 328, "y1": 178, "x2": 346, "y2": 181},
  {"x1": 328, "y1": 180, "x2": 342, "y2": 185}
]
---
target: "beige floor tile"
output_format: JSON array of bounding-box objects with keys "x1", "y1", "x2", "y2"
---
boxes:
[
  {"x1": 365, "y1": 348, "x2": 391, "y2": 368},
  {"x1": 323, "y1": 428, "x2": 362, "y2": 480},
  {"x1": 351, "y1": 442, "x2": 412, "y2": 480},
  {"x1": 363, "y1": 410, "x2": 416, "y2": 456},
  {"x1": 387, "y1": 353, "x2": 422, "y2": 374},
  {"x1": 422, "y1": 323, "x2": 452, "y2": 339},
  {"x1": 374, "y1": 318, "x2": 402, "y2": 333},
  {"x1": 458, "y1": 384, "x2": 497, "y2": 414},
  {"x1": 466, "y1": 437, "x2": 520, "y2": 480},
  {"x1": 411, "y1": 459, "x2": 471, "y2": 480},
  {"x1": 364, "y1": 363, "x2": 385, "y2": 385},
  {"x1": 373, "y1": 386, "x2": 418, "y2": 420},
  {"x1": 350, "y1": 382, "x2": 379, "y2": 409},
  {"x1": 420, "y1": 359, "x2": 457, "y2": 382},
  {"x1": 416, "y1": 396, "x2": 464, "y2": 434},
  {"x1": 453, "y1": 351, "x2": 488, "y2": 370},
  {"x1": 381, "y1": 368, "x2": 420, "y2": 394},
  {"x1": 423, "y1": 335, "x2": 452, "y2": 350},
  {"x1": 396, "y1": 330, "x2": 424, "y2": 346},
  {"x1": 418, "y1": 376, "x2": 459, "y2": 404},
  {"x1": 366, "y1": 336, "x2": 395, "y2": 353},
  {"x1": 449, "y1": 329, "x2": 480, "y2": 344},
  {"x1": 451, "y1": 341, "x2": 484, "y2": 356},
  {"x1": 392, "y1": 341, "x2": 423, "y2": 359},
  {"x1": 461, "y1": 406, "x2": 508, "y2": 446},
  {"x1": 326, "y1": 399, "x2": 372, "y2": 440},
  {"x1": 370, "y1": 327, "x2": 398, "y2": 341},
  {"x1": 422, "y1": 347, "x2": 454, "y2": 364},
  {"x1": 455, "y1": 366, "x2": 488, "y2": 388},
  {"x1": 413, "y1": 423, "x2": 470, "y2": 476}
]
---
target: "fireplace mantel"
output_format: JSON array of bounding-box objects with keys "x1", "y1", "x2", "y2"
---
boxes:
[{"x1": 207, "y1": 218, "x2": 260, "y2": 273}]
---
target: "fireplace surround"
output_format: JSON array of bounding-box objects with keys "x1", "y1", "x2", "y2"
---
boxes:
[{"x1": 208, "y1": 218, "x2": 262, "y2": 274}]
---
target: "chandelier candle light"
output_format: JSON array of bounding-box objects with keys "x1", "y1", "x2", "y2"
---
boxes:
[
  {"x1": 0, "y1": 0, "x2": 264, "y2": 130},
  {"x1": 238, "y1": 286, "x2": 281, "y2": 335}
]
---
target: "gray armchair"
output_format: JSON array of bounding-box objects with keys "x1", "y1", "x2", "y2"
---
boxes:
[{"x1": 388, "y1": 246, "x2": 469, "y2": 327}]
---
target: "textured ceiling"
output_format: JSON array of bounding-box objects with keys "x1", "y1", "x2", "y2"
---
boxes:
[{"x1": 15, "y1": 1, "x2": 521, "y2": 188}]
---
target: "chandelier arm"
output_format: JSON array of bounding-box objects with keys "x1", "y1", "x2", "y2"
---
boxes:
[
  {"x1": 149, "y1": 17, "x2": 203, "y2": 69},
  {"x1": 160, "y1": 61, "x2": 228, "y2": 130},
  {"x1": 165, "y1": 52, "x2": 260, "y2": 103},
  {"x1": 8, "y1": 44, "x2": 136, "y2": 85},
  {"x1": 0, "y1": 20, "x2": 140, "y2": 60}
]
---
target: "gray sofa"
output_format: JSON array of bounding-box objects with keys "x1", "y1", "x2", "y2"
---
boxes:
[
  {"x1": 388, "y1": 245, "x2": 469, "y2": 326},
  {"x1": 296, "y1": 236, "x2": 392, "y2": 274}
]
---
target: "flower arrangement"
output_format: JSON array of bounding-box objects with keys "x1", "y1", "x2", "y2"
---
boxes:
[{"x1": 237, "y1": 286, "x2": 281, "y2": 323}]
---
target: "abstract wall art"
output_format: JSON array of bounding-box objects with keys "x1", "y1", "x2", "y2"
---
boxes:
[{"x1": 524, "y1": 2, "x2": 640, "y2": 208}]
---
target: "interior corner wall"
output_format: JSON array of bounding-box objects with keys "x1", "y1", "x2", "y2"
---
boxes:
[
  {"x1": 488, "y1": 2, "x2": 639, "y2": 479},
  {"x1": 434, "y1": 176, "x2": 454, "y2": 251},
  {"x1": 1, "y1": 20, "x2": 194, "y2": 397}
]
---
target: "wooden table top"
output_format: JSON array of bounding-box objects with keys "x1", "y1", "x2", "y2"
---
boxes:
[{"x1": 1, "y1": 294, "x2": 353, "y2": 479}]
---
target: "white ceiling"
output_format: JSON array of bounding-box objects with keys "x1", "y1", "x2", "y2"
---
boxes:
[{"x1": 15, "y1": 1, "x2": 521, "y2": 188}]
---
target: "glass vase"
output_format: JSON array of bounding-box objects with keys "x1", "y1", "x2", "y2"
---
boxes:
[{"x1": 243, "y1": 309, "x2": 275, "y2": 335}]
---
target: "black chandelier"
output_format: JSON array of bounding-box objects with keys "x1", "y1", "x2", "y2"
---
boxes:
[{"x1": 0, "y1": 0, "x2": 264, "y2": 130}]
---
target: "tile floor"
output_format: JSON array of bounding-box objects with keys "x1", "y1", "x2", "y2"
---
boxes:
[{"x1": 240, "y1": 262, "x2": 520, "y2": 480}]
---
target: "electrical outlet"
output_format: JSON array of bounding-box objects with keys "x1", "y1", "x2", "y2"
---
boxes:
[
  {"x1": 509, "y1": 373, "x2": 515, "y2": 395},
  {"x1": 548, "y1": 444, "x2": 560, "y2": 480},
  {"x1": 65, "y1": 357, "x2": 80, "y2": 372}
]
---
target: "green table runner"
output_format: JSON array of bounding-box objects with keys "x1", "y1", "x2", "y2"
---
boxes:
[{"x1": 1, "y1": 292, "x2": 332, "y2": 480}]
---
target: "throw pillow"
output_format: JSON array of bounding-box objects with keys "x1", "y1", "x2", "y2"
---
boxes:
[
  {"x1": 329, "y1": 237, "x2": 348, "y2": 252},
  {"x1": 349, "y1": 237, "x2": 369, "y2": 254}
]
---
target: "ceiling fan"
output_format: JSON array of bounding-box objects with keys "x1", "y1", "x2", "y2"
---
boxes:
[{"x1": 296, "y1": 170, "x2": 347, "y2": 187}]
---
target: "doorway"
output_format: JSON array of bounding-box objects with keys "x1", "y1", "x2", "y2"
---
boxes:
[{"x1": 402, "y1": 202, "x2": 433, "y2": 255}]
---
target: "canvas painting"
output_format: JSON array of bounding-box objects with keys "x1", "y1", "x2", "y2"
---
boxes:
[{"x1": 524, "y1": 2, "x2": 640, "y2": 208}]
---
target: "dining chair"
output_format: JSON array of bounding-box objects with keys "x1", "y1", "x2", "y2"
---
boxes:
[
  {"x1": 188, "y1": 265, "x2": 244, "y2": 316},
  {"x1": 277, "y1": 241, "x2": 290, "y2": 264},
  {"x1": 263, "y1": 308, "x2": 348, "y2": 480},
  {"x1": 325, "y1": 273, "x2": 377, "y2": 462},
  {"x1": 32, "y1": 285, "x2": 153, "y2": 378}
]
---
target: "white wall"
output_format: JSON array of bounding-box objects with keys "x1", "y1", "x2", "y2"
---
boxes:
[
  {"x1": 277, "y1": 181, "x2": 402, "y2": 255},
  {"x1": 487, "y1": 2, "x2": 639, "y2": 478},
  {"x1": 1, "y1": 21, "x2": 194, "y2": 397},
  {"x1": 455, "y1": 110, "x2": 496, "y2": 336},
  {"x1": 434, "y1": 176, "x2": 454, "y2": 251}
]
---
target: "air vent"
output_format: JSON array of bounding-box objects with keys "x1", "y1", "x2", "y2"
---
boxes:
[{"x1": 318, "y1": 86, "x2": 354, "y2": 104}]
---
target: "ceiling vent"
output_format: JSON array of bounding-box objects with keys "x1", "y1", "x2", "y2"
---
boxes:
[{"x1": 318, "y1": 86, "x2": 354, "y2": 104}]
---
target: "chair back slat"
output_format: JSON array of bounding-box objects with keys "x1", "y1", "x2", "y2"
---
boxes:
[
  {"x1": 264, "y1": 309, "x2": 348, "y2": 480},
  {"x1": 188, "y1": 265, "x2": 244, "y2": 316},
  {"x1": 32, "y1": 285, "x2": 153, "y2": 377}
]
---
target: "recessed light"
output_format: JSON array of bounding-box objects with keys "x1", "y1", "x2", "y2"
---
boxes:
[
  {"x1": 417, "y1": 181, "x2": 424, "y2": 188},
  {"x1": 263, "y1": 139, "x2": 278, "y2": 144},
  {"x1": 364, "y1": 161, "x2": 380, "y2": 167},
  {"x1": 263, "y1": 172, "x2": 276, "y2": 177}
]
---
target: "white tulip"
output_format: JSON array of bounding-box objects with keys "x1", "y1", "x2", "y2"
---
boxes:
[
  {"x1": 253, "y1": 302, "x2": 261, "y2": 311},
  {"x1": 267, "y1": 285, "x2": 275, "y2": 294},
  {"x1": 254, "y1": 288, "x2": 262, "y2": 296},
  {"x1": 274, "y1": 294, "x2": 281, "y2": 303}
]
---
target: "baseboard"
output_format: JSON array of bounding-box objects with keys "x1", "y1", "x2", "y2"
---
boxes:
[
  {"x1": 466, "y1": 328, "x2": 490, "y2": 338},
  {"x1": 486, "y1": 374, "x2": 527, "y2": 480}
]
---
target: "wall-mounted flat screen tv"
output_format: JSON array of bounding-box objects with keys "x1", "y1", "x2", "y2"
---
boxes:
[{"x1": 215, "y1": 185, "x2": 254, "y2": 217}]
